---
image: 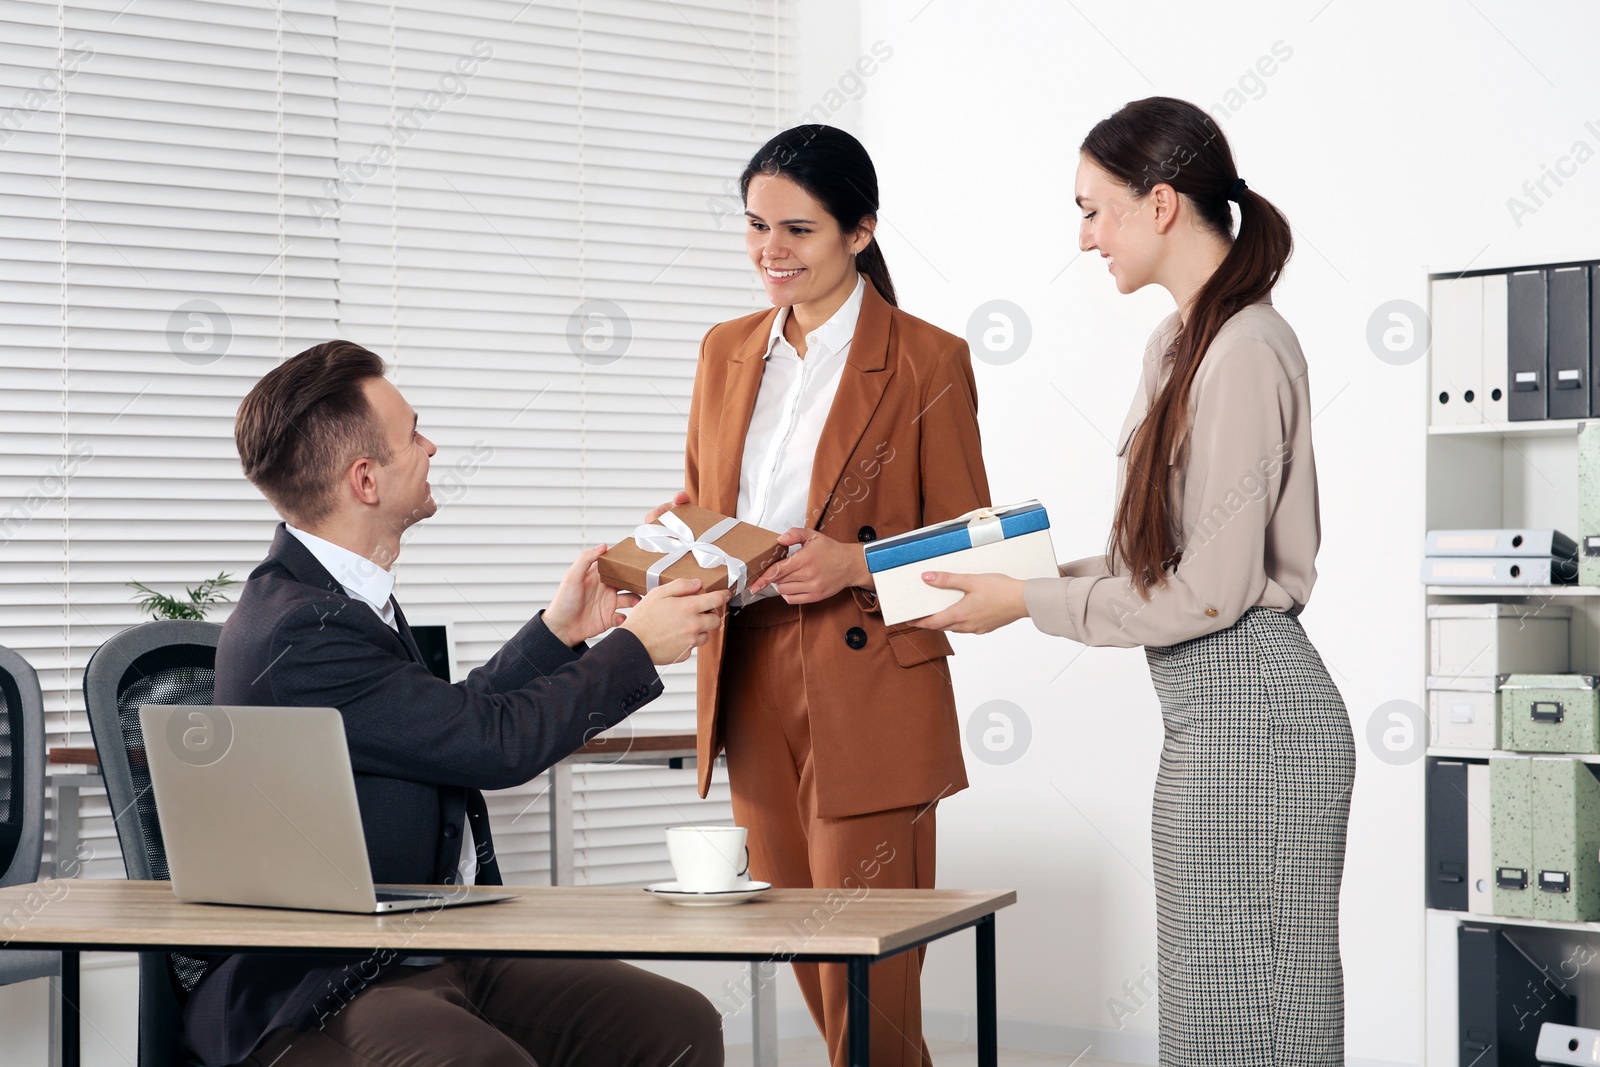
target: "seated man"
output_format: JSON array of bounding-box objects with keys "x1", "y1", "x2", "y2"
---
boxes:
[{"x1": 183, "y1": 339, "x2": 731, "y2": 1067}]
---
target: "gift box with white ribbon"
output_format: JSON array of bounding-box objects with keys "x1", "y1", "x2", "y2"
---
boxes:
[
  {"x1": 865, "y1": 501, "x2": 1059, "y2": 625},
  {"x1": 598, "y1": 504, "x2": 787, "y2": 598}
]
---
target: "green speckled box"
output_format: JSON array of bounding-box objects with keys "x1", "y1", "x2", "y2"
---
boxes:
[
  {"x1": 1580, "y1": 422, "x2": 1600, "y2": 585},
  {"x1": 1502, "y1": 674, "x2": 1600, "y2": 753},
  {"x1": 1490, "y1": 756, "x2": 1535, "y2": 916},
  {"x1": 1531, "y1": 757, "x2": 1600, "y2": 922}
]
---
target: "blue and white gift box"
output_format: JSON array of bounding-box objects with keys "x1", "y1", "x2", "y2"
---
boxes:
[{"x1": 864, "y1": 501, "x2": 1059, "y2": 625}]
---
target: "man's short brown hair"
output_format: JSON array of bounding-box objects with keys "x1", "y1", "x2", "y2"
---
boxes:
[{"x1": 235, "y1": 340, "x2": 392, "y2": 525}]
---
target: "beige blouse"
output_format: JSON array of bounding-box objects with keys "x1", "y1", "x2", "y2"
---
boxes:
[{"x1": 1024, "y1": 299, "x2": 1322, "y2": 648}]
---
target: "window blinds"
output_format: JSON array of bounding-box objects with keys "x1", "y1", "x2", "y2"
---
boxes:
[{"x1": 0, "y1": 0, "x2": 790, "y2": 885}]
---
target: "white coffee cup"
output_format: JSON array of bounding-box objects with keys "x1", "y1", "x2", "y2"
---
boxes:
[{"x1": 665, "y1": 825, "x2": 750, "y2": 892}]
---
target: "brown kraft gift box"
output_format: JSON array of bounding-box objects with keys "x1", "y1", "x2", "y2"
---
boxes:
[{"x1": 598, "y1": 504, "x2": 788, "y2": 596}]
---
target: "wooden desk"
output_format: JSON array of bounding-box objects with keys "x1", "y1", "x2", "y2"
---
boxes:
[
  {"x1": 0, "y1": 880, "x2": 1015, "y2": 1067},
  {"x1": 51, "y1": 735, "x2": 768, "y2": 1064}
]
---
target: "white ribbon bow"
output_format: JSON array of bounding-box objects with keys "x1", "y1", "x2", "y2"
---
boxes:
[
  {"x1": 955, "y1": 506, "x2": 1007, "y2": 548},
  {"x1": 631, "y1": 512, "x2": 748, "y2": 592}
]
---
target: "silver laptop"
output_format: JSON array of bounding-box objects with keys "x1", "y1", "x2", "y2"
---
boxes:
[{"x1": 139, "y1": 704, "x2": 515, "y2": 914}]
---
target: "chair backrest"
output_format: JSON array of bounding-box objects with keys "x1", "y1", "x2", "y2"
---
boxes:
[
  {"x1": 84, "y1": 620, "x2": 222, "y2": 1067},
  {"x1": 0, "y1": 645, "x2": 45, "y2": 889}
]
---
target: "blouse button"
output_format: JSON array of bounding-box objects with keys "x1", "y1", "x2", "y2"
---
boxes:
[{"x1": 1204, "y1": 608, "x2": 1218, "y2": 617}]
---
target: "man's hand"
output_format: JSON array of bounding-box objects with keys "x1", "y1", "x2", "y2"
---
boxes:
[
  {"x1": 907, "y1": 572, "x2": 1028, "y2": 634},
  {"x1": 745, "y1": 528, "x2": 869, "y2": 604},
  {"x1": 544, "y1": 544, "x2": 640, "y2": 647},
  {"x1": 619, "y1": 578, "x2": 732, "y2": 664},
  {"x1": 643, "y1": 490, "x2": 691, "y2": 527}
]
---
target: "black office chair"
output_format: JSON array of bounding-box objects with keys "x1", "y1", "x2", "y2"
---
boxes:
[
  {"x1": 0, "y1": 644, "x2": 62, "y2": 1064},
  {"x1": 84, "y1": 621, "x2": 221, "y2": 1067}
]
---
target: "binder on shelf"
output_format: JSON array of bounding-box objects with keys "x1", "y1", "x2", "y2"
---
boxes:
[
  {"x1": 1430, "y1": 276, "x2": 1485, "y2": 426},
  {"x1": 1421, "y1": 556, "x2": 1577, "y2": 586},
  {"x1": 1530, "y1": 756, "x2": 1600, "y2": 923},
  {"x1": 1423, "y1": 529, "x2": 1577, "y2": 559},
  {"x1": 1490, "y1": 756, "x2": 1534, "y2": 918},
  {"x1": 1583, "y1": 414, "x2": 1600, "y2": 586},
  {"x1": 1547, "y1": 266, "x2": 1591, "y2": 420},
  {"x1": 1484, "y1": 271, "x2": 1510, "y2": 424},
  {"x1": 1458, "y1": 924, "x2": 1575, "y2": 1067},
  {"x1": 1536, "y1": 1022, "x2": 1600, "y2": 1065},
  {"x1": 1509, "y1": 268, "x2": 1549, "y2": 421},
  {"x1": 1467, "y1": 762, "x2": 1493, "y2": 914},
  {"x1": 1426, "y1": 759, "x2": 1469, "y2": 911},
  {"x1": 1592, "y1": 264, "x2": 1600, "y2": 421}
]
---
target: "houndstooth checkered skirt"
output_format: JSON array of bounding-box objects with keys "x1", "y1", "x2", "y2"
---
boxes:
[{"x1": 1145, "y1": 608, "x2": 1355, "y2": 1067}]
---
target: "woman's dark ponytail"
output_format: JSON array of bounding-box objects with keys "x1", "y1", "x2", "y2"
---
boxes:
[
  {"x1": 1082, "y1": 97, "x2": 1293, "y2": 595},
  {"x1": 740, "y1": 125, "x2": 898, "y2": 308}
]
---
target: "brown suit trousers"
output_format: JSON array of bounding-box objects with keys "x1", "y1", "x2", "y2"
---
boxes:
[
  {"x1": 722, "y1": 600, "x2": 938, "y2": 1067},
  {"x1": 236, "y1": 957, "x2": 724, "y2": 1066}
]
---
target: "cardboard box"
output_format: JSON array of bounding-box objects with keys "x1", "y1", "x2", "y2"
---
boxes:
[{"x1": 598, "y1": 505, "x2": 786, "y2": 597}]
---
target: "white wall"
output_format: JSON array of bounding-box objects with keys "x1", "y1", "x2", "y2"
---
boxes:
[{"x1": 823, "y1": 0, "x2": 1600, "y2": 1063}]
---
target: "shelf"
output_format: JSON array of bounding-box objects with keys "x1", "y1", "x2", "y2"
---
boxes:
[
  {"x1": 1427, "y1": 907, "x2": 1600, "y2": 935},
  {"x1": 1428, "y1": 419, "x2": 1587, "y2": 437},
  {"x1": 1427, "y1": 748, "x2": 1600, "y2": 763},
  {"x1": 1425, "y1": 585, "x2": 1600, "y2": 596}
]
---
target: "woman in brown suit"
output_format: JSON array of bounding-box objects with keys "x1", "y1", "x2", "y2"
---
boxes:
[{"x1": 652, "y1": 125, "x2": 989, "y2": 1066}]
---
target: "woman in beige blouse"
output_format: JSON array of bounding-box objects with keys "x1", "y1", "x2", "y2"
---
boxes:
[{"x1": 915, "y1": 97, "x2": 1355, "y2": 1067}]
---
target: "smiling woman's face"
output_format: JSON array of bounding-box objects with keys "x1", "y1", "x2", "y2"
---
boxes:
[
  {"x1": 744, "y1": 172, "x2": 868, "y2": 308},
  {"x1": 1075, "y1": 154, "x2": 1161, "y2": 296}
]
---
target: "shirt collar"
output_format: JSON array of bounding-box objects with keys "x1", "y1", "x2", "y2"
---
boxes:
[
  {"x1": 284, "y1": 524, "x2": 396, "y2": 618},
  {"x1": 763, "y1": 273, "x2": 867, "y2": 360}
]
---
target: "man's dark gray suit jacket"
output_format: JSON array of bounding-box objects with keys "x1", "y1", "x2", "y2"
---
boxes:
[{"x1": 181, "y1": 524, "x2": 663, "y2": 1067}]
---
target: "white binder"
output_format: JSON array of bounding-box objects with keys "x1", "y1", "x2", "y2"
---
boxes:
[
  {"x1": 1430, "y1": 276, "x2": 1485, "y2": 427},
  {"x1": 1482, "y1": 272, "x2": 1510, "y2": 424},
  {"x1": 1536, "y1": 1022, "x2": 1600, "y2": 1064},
  {"x1": 1422, "y1": 556, "x2": 1578, "y2": 586},
  {"x1": 1466, "y1": 762, "x2": 1493, "y2": 915},
  {"x1": 1424, "y1": 528, "x2": 1577, "y2": 559}
]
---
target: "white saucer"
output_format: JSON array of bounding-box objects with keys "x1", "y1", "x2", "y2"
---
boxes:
[{"x1": 643, "y1": 880, "x2": 772, "y2": 906}]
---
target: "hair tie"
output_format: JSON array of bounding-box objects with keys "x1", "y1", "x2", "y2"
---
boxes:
[{"x1": 1226, "y1": 177, "x2": 1248, "y2": 202}]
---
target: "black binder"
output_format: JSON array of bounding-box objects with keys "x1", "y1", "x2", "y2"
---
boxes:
[
  {"x1": 1591, "y1": 265, "x2": 1600, "y2": 419},
  {"x1": 1458, "y1": 923, "x2": 1575, "y2": 1066},
  {"x1": 1509, "y1": 269, "x2": 1548, "y2": 421},
  {"x1": 1548, "y1": 266, "x2": 1591, "y2": 419},
  {"x1": 1427, "y1": 759, "x2": 1469, "y2": 911}
]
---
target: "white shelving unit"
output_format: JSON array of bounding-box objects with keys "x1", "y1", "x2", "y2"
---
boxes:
[{"x1": 1424, "y1": 265, "x2": 1600, "y2": 1065}]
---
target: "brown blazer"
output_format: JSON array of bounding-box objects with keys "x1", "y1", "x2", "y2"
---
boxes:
[{"x1": 686, "y1": 280, "x2": 991, "y2": 818}]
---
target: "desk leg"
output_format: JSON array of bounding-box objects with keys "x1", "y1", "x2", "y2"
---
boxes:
[
  {"x1": 846, "y1": 957, "x2": 869, "y2": 1067},
  {"x1": 59, "y1": 949, "x2": 79, "y2": 1067},
  {"x1": 976, "y1": 913, "x2": 997, "y2": 1067},
  {"x1": 55, "y1": 783, "x2": 80, "y2": 878},
  {"x1": 548, "y1": 762, "x2": 574, "y2": 886},
  {"x1": 750, "y1": 960, "x2": 778, "y2": 1067}
]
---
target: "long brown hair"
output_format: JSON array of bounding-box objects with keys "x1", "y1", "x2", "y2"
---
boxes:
[{"x1": 1082, "y1": 97, "x2": 1293, "y2": 595}]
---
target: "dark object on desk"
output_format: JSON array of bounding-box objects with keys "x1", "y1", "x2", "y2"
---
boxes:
[
  {"x1": 1458, "y1": 923, "x2": 1574, "y2": 1066},
  {"x1": 408, "y1": 621, "x2": 454, "y2": 682},
  {"x1": 83, "y1": 619, "x2": 222, "y2": 1067}
]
